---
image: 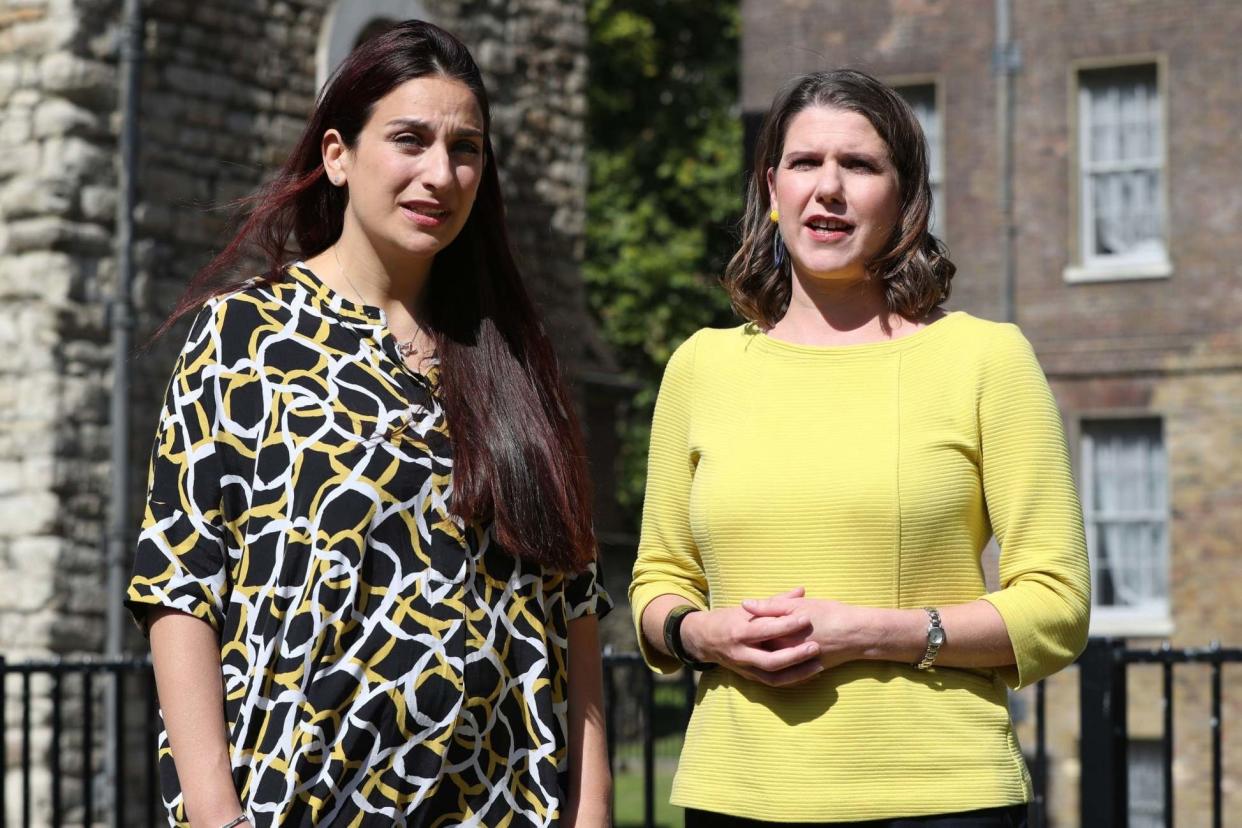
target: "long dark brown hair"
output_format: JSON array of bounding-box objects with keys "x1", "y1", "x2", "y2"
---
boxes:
[
  {"x1": 155, "y1": 20, "x2": 596, "y2": 572},
  {"x1": 723, "y1": 69, "x2": 955, "y2": 327}
]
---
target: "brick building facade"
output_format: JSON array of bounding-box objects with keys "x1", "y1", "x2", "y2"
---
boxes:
[
  {"x1": 741, "y1": 1, "x2": 1240, "y2": 825},
  {"x1": 1, "y1": 0, "x2": 613, "y2": 820}
]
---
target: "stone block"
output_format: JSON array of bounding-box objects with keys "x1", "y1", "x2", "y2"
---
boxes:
[
  {"x1": 32, "y1": 96, "x2": 99, "y2": 138},
  {"x1": 78, "y1": 183, "x2": 116, "y2": 222},
  {"x1": 0, "y1": 492, "x2": 60, "y2": 538},
  {"x1": 0, "y1": 141, "x2": 39, "y2": 178},
  {"x1": 0, "y1": 175, "x2": 73, "y2": 219},
  {"x1": 38, "y1": 52, "x2": 114, "y2": 105},
  {"x1": 2, "y1": 215, "x2": 110, "y2": 254},
  {"x1": 39, "y1": 135, "x2": 112, "y2": 184},
  {"x1": 0, "y1": 535, "x2": 59, "y2": 609}
]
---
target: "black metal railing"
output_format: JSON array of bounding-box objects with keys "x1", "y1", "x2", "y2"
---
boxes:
[
  {"x1": 0, "y1": 656, "x2": 159, "y2": 827},
  {"x1": 2, "y1": 641, "x2": 1236, "y2": 827},
  {"x1": 1072, "y1": 638, "x2": 1241, "y2": 828}
]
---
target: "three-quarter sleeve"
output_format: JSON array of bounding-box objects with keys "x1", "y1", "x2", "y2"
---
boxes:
[
  {"x1": 566, "y1": 559, "x2": 614, "y2": 620},
  {"x1": 125, "y1": 304, "x2": 231, "y2": 635},
  {"x1": 976, "y1": 325, "x2": 1091, "y2": 689},
  {"x1": 629, "y1": 332, "x2": 709, "y2": 674}
]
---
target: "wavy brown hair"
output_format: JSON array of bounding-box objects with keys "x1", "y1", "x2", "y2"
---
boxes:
[
  {"x1": 153, "y1": 21, "x2": 596, "y2": 573},
  {"x1": 723, "y1": 69, "x2": 955, "y2": 327}
]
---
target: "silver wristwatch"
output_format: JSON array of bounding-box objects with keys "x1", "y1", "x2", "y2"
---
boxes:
[{"x1": 915, "y1": 607, "x2": 946, "y2": 670}]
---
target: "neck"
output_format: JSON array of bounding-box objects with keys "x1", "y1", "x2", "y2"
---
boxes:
[
  {"x1": 312, "y1": 216, "x2": 434, "y2": 321},
  {"x1": 769, "y1": 267, "x2": 908, "y2": 346}
]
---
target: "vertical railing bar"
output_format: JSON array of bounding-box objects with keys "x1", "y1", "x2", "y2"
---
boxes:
[
  {"x1": 21, "y1": 669, "x2": 32, "y2": 828},
  {"x1": 0, "y1": 657, "x2": 7, "y2": 825},
  {"x1": 642, "y1": 667, "x2": 655, "y2": 828},
  {"x1": 602, "y1": 655, "x2": 618, "y2": 819},
  {"x1": 83, "y1": 667, "x2": 95, "y2": 825},
  {"x1": 51, "y1": 667, "x2": 63, "y2": 828},
  {"x1": 1210, "y1": 644, "x2": 1222, "y2": 828},
  {"x1": 1034, "y1": 679, "x2": 1047, "y2": 828},
  {"x1": 1161, "y1": 649, "x2": 1173, "y2": 828},
  {"x1": 147, "y1": 665, "x2": 159, "y2": 827},
  {"x1": 114, "y1": 666, "x2": 126, "y2": 827}
]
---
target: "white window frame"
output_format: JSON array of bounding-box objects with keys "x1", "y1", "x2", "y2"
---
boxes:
[
  {"x1": 1080, "y1": 417, "x2": 1172, "y2": 637},
  {"x1": 893, "y1": 81, "x2": 945, "y2": 242},
  {"x1": 1065, "y1": 58, "x2": 1172, "y2": 284},
  {"x1": 316, "y1": 0, "x2": 432, "y2": 89}
]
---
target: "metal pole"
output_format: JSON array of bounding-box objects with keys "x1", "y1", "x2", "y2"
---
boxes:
[
  {"x1": 106, "y1": 0, "x2": 144, "y2": 823},
  {"x1": 994, "y1": 0, "x2": 1019, "y2": 323},
  {"x1": 1079, "y1": 638, "x2": 1129, "y2": 828}
]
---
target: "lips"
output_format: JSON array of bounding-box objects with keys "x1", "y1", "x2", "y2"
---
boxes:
[
  {"x1": 804, "y1": 215, "x2": 854, "y2": 241},
  {"x1": 400, "y1": 200, "x2": 451, "y2": 228}
]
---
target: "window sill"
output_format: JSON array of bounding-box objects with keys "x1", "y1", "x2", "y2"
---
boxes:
[
  {"x1": 1063, "y1": 260, "x2": 1173, "y2": 284},
  {"x1": 1089, "y1": 609, "x2": 1174, "y2": 638}
]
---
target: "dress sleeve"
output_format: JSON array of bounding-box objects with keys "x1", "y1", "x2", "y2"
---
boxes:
[
  {"x1": 976, "y1": 324, "x2": 1091, "y2": 689},
  {"x1": 629, "y1": 332, "x2": 709, "y2": 674},
  {"x1": 124, "y1": 304, "x2": 231, "y2": 635},
  {"x1": 565, "y1": 558, "x2": 614, "y2": 620}
]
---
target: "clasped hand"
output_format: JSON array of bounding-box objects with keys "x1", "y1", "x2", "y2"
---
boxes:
[{"x1": 679, "y1": 588, "x2": 868, "y2": 687}]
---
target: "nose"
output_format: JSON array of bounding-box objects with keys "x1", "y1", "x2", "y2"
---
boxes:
[
  {"x1": 814, "y1": 162, "x2": 845, "y2": 204},
  {"x1": 420, "y1": 141, "x2": 455, "y2": 192}
]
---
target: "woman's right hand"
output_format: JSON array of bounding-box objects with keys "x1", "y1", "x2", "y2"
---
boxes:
[{"x1": 679, "y1": 588, "x2": 825, "y2": 687}]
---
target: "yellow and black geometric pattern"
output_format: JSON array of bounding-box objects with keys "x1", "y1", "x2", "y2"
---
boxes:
[{"x1": 126, "y1": 263, "x2": 611, "y2": 827}]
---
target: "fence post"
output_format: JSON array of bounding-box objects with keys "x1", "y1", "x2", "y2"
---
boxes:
[
  {"x1": 642, "y1": 668, "x2": 655, "y2": 828},
  {"x1": 1080, "y1": 637, "x2": 1128, "y2": 827}
]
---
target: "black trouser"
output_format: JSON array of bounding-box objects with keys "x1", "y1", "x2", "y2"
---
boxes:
[{"x1": 684, "y1": 803, "x2": 1029, "y2": 828}]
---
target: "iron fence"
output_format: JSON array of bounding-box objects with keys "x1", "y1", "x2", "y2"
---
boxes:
[{"x1": 1, "y1": 641, "x2": 1237, "y2": 827}]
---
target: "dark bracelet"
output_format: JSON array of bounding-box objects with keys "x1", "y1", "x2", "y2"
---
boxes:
[{"x1": 662, "y1": 605, "x2": 717, "y2": 672}]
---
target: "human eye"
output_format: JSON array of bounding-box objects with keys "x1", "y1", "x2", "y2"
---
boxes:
[
  {"x1": 843, "y1": 155, "x2": 881, "y2": 172},
  {"x1": 786, "y1": 155, "x2": 818, "y2": 170},
  {"x1": 393, "y1": 132, "x2": 425, "y2": 149},
  {"x1": 452, "y1": 139, "x2": 482, "y2": 156}
]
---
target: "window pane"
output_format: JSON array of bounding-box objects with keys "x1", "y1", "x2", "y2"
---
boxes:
[
  {"x1": 1080, "y1": 65, "x2": 1163, "y2": 262},
  {"x1": 1083, "y1": 419, "x2": 1169, "y2": 610},
  {"x1": 896, "y1": 84, "x2": 943, "y2": 239}
]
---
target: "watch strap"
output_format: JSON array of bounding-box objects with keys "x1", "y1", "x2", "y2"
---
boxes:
[
  {"x1": 663, "y1": 605, "x2": 717, "y2": 671},
  {"x1": 915, "y1": 607, "x2": 945, "y2": 670}
]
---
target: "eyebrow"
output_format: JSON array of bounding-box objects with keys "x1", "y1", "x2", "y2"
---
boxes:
[{"x1": 384, "y1": 117, "x2": 484, "y2": 139}]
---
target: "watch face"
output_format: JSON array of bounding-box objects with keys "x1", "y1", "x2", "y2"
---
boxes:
[{"x1": 929, "y1": 628, "x2": 946, "y2": 647}]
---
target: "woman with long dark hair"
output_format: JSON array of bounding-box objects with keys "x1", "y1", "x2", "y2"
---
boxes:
[
  {"x1": 125, "y1": 21, "x2": 611, "y2": 827},
  {"x1": 630, "y1": 69, "x2": 1090, "y2": 826}
]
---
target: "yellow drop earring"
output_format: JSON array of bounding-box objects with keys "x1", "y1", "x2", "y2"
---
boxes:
[{"x1": 769, "y1": 209, "x2": 779, "y2": 223}]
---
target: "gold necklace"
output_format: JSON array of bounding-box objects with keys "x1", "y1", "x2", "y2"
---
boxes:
[{"x1": 333, "y1": 246, "x2": 422, "y2": 359}]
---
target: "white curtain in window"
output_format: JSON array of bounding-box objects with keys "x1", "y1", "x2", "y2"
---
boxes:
[
  {"x1": 1086, "y1": 421, "x2": 1168, "y2": 609},
  {"x1": 898, "y1": 85, "x2": 943, "y2": 239},
  {"x1": 1082, "y1": 66, "x2": 1164, "y2": 262}
]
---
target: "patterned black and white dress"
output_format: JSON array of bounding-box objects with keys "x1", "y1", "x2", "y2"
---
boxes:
[{"x1": 125, "y1": 263, "x2": 611, "y2": 827}]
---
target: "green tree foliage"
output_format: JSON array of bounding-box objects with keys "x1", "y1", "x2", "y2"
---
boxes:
[{"x1": 586, "y1": 0, "x2": 743, "y2": 515}]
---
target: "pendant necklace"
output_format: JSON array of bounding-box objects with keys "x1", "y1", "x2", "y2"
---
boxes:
[{"x1": 334, "y1": 248, "x2": 423, "y2": 360}]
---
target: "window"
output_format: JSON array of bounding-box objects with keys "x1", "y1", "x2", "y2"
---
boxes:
[
  {"x1": 896, "y1": 84, "x2": 944, "y2": 240},
  {"x1": 1081, "y1": 418, "x2": 1170, "y2": 634},
  {"x1": 1128, "y1": 739, "x2": 1165, "y2": 828},
  {"x1": 1068, "y1": 63, "x2": 1170, "y2": 282},
  {"x1": 317, "y1": 0, "x2": 431, "y2": 88}
]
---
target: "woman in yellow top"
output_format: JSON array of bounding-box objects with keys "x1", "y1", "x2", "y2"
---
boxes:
[{"x1": 630, "y1": 69, "x2": 1090, "y2": 827}]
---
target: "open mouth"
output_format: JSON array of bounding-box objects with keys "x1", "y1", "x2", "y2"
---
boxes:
[
  {"x1": 401, "y1": 202, "x2": 451, "y2": 227},
  {"x1": 806, "y1": 217, "x2": 853, "y2": 233}
]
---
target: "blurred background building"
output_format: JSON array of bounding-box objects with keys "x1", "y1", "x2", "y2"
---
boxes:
[{"x1": 740, "y1": 1, "x2": 1240, "y2": 825}]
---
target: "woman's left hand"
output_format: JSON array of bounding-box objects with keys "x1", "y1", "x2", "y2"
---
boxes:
[{"x1": 741, "y1": 596, "x2": 877, "y2": 671}]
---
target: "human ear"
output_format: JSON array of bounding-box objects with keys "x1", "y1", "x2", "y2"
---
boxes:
[
  {"x1": 322, "y1": 128, "x2": 349, "y2": 186},
  {"x1": 766, "y1": 166, "x2": 778, "y2": 211}
]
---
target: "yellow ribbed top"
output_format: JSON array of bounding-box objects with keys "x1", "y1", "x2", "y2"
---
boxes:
[{"x1": 629, "y1": 313, "x2": 1090, "y2": 822}]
